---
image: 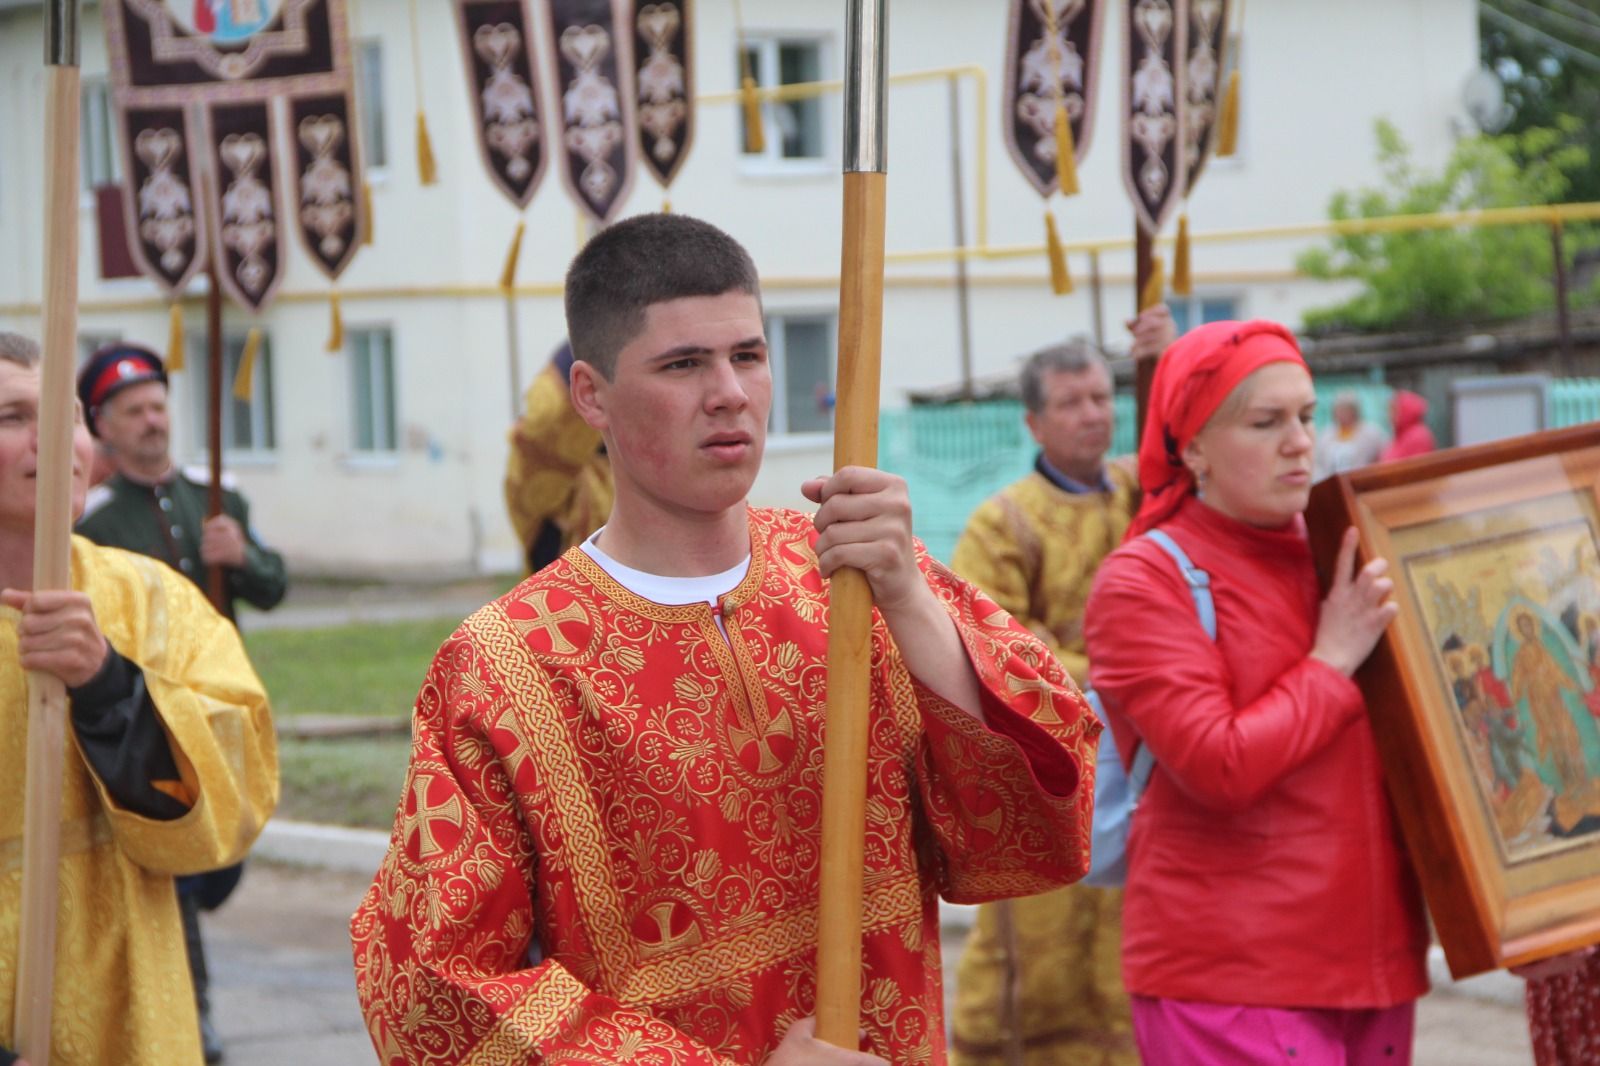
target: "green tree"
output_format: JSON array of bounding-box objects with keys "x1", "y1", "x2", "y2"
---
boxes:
[
  {"x1": 1296, "y1": 119, "x2": 1591, "y2": 334},
  {"x1": 1481, "y1": 2, "x2": 1600, "y2": 204}
]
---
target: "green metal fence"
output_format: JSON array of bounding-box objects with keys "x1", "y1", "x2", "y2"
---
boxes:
[{"x1": 883, "y1": 380, "x2": 1397, "y2": 563}]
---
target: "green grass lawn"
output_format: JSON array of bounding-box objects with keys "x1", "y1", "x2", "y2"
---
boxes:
[
  {"x1": 275, "y1": 736, "x2": 413, "y2": 829},
  {"x1": 243, "y1": 616, "x2": 461, "y2": 719},
  {"x1": 244, "y1": 616, "x2": 462, "y2": 827}
]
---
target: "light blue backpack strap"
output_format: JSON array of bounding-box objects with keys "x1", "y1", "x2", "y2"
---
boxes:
[
  {"x1": 1119, "y1": 528, "x2": 1216, "y2": 803},
  {"x1": 1143, "y1": 528, "x2": 1216, "y2": 641}
]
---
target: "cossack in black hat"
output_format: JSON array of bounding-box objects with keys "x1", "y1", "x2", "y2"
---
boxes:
[{"x1": 76, "y1": 343, "x2": 167, "y2": 437}]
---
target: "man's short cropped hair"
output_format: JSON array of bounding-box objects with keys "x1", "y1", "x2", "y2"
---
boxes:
[
  {"x1": 0, "y1": 332, "x2": 40, "y2": 369},
  {"x1": 1018, "y1": 338, "x2": 1109, "y2": 414},
  {"x1": 563, "y1": 213, "x2": 762, "y2": 379}
]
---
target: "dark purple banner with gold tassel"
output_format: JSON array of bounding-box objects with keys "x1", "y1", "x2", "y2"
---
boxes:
[
  {"x1": 1122, "y1": 0, "x2": 1188, "y2": 237},
  {"x1": 1003, "y1": 0, "x2": 1105, "y2": 200},
  {"x1": 1182, "y1": 0, "x2": 1228, "y2": 193},
  {"x1": 455, "y1": 0, "x2": 548, "y2": 208},
  {"x1": 119, "y1": 105, "x2": 207, "y2": 292},
  {"x1": 103, "y1": 0, "x2": 365, "y2": 310},
  {"x1": 632, "y1": 0, "x2": 693, "y2": 193},
  {"x1": 542, "y1": 0, "x2": 638, "y2": 223}
]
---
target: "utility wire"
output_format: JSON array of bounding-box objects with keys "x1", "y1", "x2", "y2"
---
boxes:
[
  {"x1": 1545, "y1": 0, "x2": 1600, "y2": 32},
  {"x1": 1482, "y1": 2, "x2": 1600, "y2": 72},
  {"x1": 1490, "y1": 0, "x2": 1600, "y2": 48}
]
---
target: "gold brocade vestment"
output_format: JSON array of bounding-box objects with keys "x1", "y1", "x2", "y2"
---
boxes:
[
  {"x1": 352, "y1": 507, "x2": 1100, "y2": 1064},
  {"x1": 0, "y1": 538, "x2": 279, "y2": 1066},
  {"x1": 949, "y1": 465, "x2": 1140, "y2": 1066},
  {"x1": 503, "y1": 361, "x2": 614, "y2": 567}
]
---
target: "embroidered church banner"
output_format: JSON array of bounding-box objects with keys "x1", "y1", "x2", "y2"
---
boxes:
[
  {"x1": 1181, "y1": 0, "x2": 1228, "y2": 193},
  {"x1": 632, "y1": 0, "x2": 692, "y2": 191},
  {"x1": 1002, "y1": 0, "x2": 1106, "y2": 200},
  {"x1": 455, "y1": 0, "x2": 548, "y2": 209},
  {"x1": 103, "y1": 0, "x2": 365, "y2": 311},
  {"x1": 1122, "y1": 0, "x2": 1188, "y2": 236},
  {"x1": 542, "y1": 0, "x2": 638, "y2": 223}
]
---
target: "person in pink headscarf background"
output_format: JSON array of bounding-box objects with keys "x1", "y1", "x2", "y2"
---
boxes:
[{"x1": 1380, "y1": 390, "x2": 1435, "y2": 461}]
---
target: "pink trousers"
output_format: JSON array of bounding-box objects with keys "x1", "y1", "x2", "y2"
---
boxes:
[{"x1": 1130, "y1": 995, "x2": 1415, "y2": 1066}]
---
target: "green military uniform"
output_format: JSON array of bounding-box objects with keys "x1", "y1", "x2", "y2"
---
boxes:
[{"x1": 76, "y1": 467, "x2": 287, "y2": 622}]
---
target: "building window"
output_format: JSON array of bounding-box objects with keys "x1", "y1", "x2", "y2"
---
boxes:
[
  {"x1": 768, "y1": 312, "x2": 834, "y2": 435},
  {"x1": 355, "y1": 40, "x2": 388, "y2": 170},
  {"x1": 1167, "y1": 294, "x2": 1239, "y2": 335},
  {"x1": 81, "y1": 79, "x2": 121, "y2": 191},
  {"x1": 188, "y1": 331, "x2": 276, "y2": 454},
  {"x1": 348, "y1": 327, "x2": 398, "y2": 452},
  {"x1": 737, "y1": 37, "x2": 826, "y2": 162},
  {"x1": 76, "y1": 332, "x2": 123, "y2": 366}
]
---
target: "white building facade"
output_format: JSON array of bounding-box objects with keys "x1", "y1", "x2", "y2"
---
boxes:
[{"x1": 0, "y1": 0, "x2": 1480, "y2": 575}]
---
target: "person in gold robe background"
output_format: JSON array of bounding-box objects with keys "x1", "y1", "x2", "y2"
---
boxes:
[
  {"x1": 950, "y1": 306, "x2": 1174, "y2": 1066},
  {"x1": 503, "y1": 341, "x2": 614, "y2": 572},
  {"x1": 0, "y1": 333, "x2": 278, "y2": 1066}
]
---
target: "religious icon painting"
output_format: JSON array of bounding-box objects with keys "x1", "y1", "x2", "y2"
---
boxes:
[
  {"x1": 542, "y1": 0, "x2": 639, "y2": 223},
  {"x1": 1002, "y1": 0, "x2": 1106, "y2": 199},
  {"x1": 455, "y1": 0, "x2": 549, "y2": 209},
  {"x1": 1309, "y1": 425, "x2": 1600, "y2": 979},
  {"x1": 103, "y1": 0, "x2": 365, "y2": 310},
  {"x1": 631, "y1": 0, "x2": 693, "y2": 190},
  {"x1": 1122, "y1": 0, "x2": 1187, "y2": 235}
]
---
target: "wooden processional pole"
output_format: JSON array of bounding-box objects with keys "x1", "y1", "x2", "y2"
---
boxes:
[
  {"x1": 15, "y1": 1, "x2": 82, "y2": 1059},
  {"x1": 816, "y1": 0, "x2": 888, "y2": 1048}
]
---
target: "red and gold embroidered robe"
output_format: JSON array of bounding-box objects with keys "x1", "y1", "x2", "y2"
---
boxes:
[{"x1": 351, "y1": 508, "x2": 1098, "y2": 1064}]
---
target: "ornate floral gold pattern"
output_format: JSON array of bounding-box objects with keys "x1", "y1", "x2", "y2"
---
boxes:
[
  {"x1": 0, "y1": 539, "x2": 278, "y2": 1064},
  {"x1": 352, "y1": 509, "x2": 1097, "y2": 1064}
]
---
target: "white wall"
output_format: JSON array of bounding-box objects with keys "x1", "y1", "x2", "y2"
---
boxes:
[{"x1": 0, "y1": 0, "x2": 1480, "y2": 575}]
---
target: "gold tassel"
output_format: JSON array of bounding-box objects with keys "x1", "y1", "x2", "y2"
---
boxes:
[
  {"x1": 661, "y1": 197, "x2": 672, "y2": 214},
  {"x1": 326, "y1": 291, "x2": 344, "y2": 353},
  {"x1": 361, "y1": 180, "x2": 375, "y2": 245},
  {"x1": 1140, "y1": 255, "x2": 1166, "y2": 311},
  {"x1": 500, "y1": 221, "x2": 526, "y2": 291},
  {"x1": 740, "y1": 76, "x2": 766, "y2": 154},
  {"x1": 1053, "y1": 100, "x2": 1080, "y2": 197},
  {"x1": 1216, "y1": 69, "x2": 1241, "y2": 158},
  {"x1": 233, "y1": 327, "x2": 262, "y2": 402},
  {"x1": 416, "y1": 111, "x2": 438, "y2": 185},
  {"x1": 1172, "y1": 213, "x2": 1193, "y2": 296},
  {"x1": 165, "y1": 302, "x2": 185, "y2": 372},
  {"x1": 1045, "y1": 212, "x2": 1073, "y2": 295}
]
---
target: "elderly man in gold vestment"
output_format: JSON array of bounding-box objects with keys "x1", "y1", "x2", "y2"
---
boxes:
[
  {"x1": 950, "y1": 308, "x2": 1174, "y2": 1066},
  {"x1": 0, "y1": 333, "x2": 278, "y2": 1066}
]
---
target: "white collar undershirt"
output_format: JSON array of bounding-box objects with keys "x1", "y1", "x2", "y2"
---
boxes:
[{"x1": 579, "y1": 528, "x2": 750, "y2": 609}]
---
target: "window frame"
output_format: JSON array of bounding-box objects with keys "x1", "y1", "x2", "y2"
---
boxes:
[
  {"x1": 736, "y1": 34, "x2": 833, "y2": 175},
  {"x1": 1166, "y1": 292, "x2": 1242, "y2": 336},
  {"x1": 345, "y1": 325, "x2": 400, "y2": 458},
  {"x1": 80, "y1": 77, "x2": 121, "y2": 197},
  {"x1": 766, "y1": 309, "x2": 836, "y2": 439},
  {"x1": 354, "y1": 38, "x2": 389, "y2": 175},
  {"x1": 186, "y1": 329, "x2": 277, "y2": 461}
]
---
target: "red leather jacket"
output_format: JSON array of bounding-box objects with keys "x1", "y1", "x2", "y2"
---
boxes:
[{"x1": 1084, "y1": 497, "x2": 1429, "y2": 1008}]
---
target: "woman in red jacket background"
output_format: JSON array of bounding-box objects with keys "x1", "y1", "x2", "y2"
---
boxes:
[{"x1": 1083, "y1": 320, "x2": 1430, "y2": 1065}]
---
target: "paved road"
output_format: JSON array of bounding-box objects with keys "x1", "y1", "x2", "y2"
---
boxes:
[{"x1": 207, "y1": 861, "x2": 1536, "y2": 1065}]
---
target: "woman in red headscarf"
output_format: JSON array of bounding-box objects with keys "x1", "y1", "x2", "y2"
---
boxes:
[{"x1": 1083, "y1": 321, "x2": 1429, "y2": 1065}]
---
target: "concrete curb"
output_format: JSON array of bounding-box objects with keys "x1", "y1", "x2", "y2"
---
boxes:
[{"x1": 255, "y1": 825, "x2": 1525, "y2": 1009}]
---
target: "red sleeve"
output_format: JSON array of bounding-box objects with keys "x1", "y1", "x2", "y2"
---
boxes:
[
  {"x1": 1083, "y1": 547, "x2": 1365, "y2": 814},
  {"x1": 350, "y1": 631, "x2": 736, "y2": 1066},
  {"x1": 896, "y1": 551, "x2": 1100, "y2": 903}
]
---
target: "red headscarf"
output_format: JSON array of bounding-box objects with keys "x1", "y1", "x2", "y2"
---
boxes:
[{"x1": 1127, "y1": 319, "x2": 1308, "y2": 539}]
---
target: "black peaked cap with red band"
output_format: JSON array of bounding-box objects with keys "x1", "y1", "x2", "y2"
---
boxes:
[{"x1": 77, "y1": 343, "x2": 168, "y2": 437}]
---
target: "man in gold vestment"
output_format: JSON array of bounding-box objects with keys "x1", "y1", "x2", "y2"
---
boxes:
[
  {"x1": 0, "y1": 334, "x2": 278, "y2": 1066},
  {"x1": 503, "y1": 342, "x2": 614, "y2": 572},
  {"x1": 950, "y1": 310, "x2": 1173, "y2": 1066},
  {"x1": 353, "y1": 215, "x2": 1104, "y2": 1064}
]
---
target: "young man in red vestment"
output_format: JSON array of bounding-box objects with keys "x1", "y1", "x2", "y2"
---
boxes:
[{"x1": 351, "y1": 214, "x2": 1100, "y2": 1065}]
